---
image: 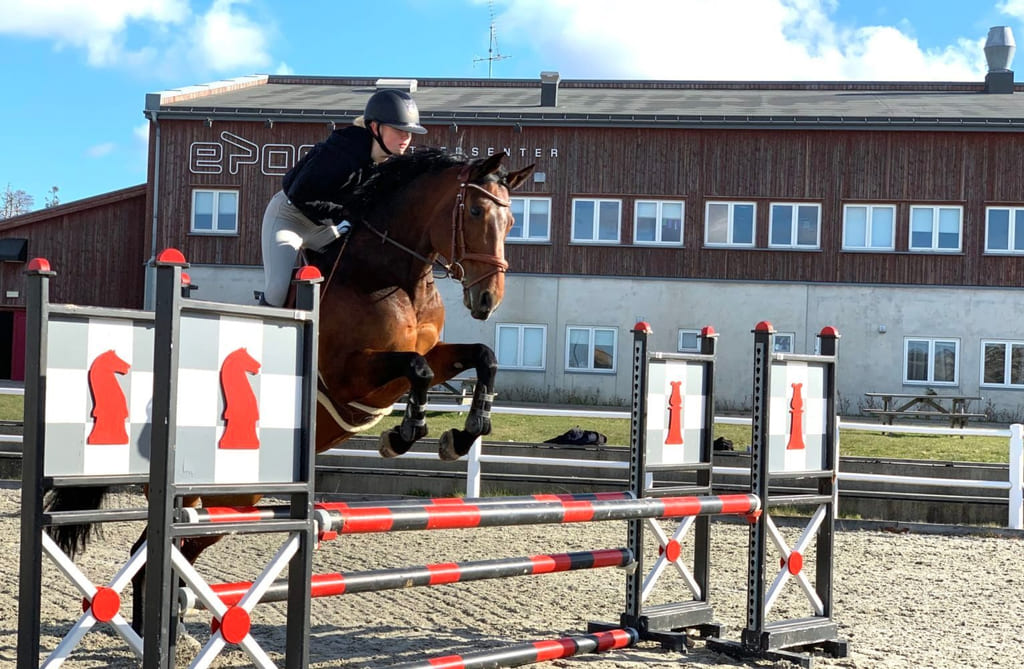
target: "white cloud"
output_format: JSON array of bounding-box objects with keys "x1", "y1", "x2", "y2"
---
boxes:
[
  {"x1": 86, "y1": 142, "x2": 116, "y2": 158},
  {"x1": 193, "y1": 0, "x2": 272, "y2": 72},
  {"x1": 0, "y1": 0, "x2": 273, "y2": 76},
  {"x1": 496, "y1": 0, "x2": 989, "y2": 81}
]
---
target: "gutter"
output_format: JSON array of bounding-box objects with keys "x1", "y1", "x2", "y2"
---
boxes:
[{"x1": 146, "y1": 107, "x2": 1024, "y2": 133}]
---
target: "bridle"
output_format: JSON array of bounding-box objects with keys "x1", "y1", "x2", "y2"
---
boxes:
[{"x1": 360, "y1": 167, "x2": 512, "y2": 288}]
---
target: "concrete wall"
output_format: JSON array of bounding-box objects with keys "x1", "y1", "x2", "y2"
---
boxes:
[{"x1": 179, "y1": 265, "x2": 1024, "y2": 417}]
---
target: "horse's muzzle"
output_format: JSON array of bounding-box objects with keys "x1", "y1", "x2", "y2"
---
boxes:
[{"x1": 464, "y1": 287, "x2": 499, "y2": 320}]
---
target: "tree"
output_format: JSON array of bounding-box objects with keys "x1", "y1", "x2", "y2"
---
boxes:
[
  {"x1": 1, "y1": 183, "x2": 34, "y2": 219},
  {"x1": 44, "y1": 185, "x2": 60, "y2": 208}
]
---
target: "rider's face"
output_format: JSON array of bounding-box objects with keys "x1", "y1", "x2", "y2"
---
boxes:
[{"x1": 379, "y1": 124, "x2": 413, "y2": 155}]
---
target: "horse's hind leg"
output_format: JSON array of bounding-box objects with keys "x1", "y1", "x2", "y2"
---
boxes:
[
  {"x1": 425, "y1": 343, "x2": 498, "y2": 461},
  {"x1": 377, "y1": 353, "x2": 434, "y2": 457}
]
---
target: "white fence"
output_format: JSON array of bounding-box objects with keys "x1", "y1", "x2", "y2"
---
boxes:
[{"x1": 325, "y1": 404, "x2": 1024, "y2": 530}]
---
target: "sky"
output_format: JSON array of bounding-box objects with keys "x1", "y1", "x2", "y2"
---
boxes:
[{"x1": 1, "y1": 0, "x2": 1023, "y2": 210}]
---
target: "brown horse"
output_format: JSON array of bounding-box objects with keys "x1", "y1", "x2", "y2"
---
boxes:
[
  {"x1": 43, "y1": 148, "x2": 534, "y2": 631},
  {"x1": 309, "y1": 148, "x2": 534, "y2": 461}
]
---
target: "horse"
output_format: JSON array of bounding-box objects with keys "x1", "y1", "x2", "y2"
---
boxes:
[{"x1": 42, "y1": 148, "x2": 535, "y2": 633}]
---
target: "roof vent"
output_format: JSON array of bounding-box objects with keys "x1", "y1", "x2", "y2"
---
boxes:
[
  {"x1": 540, "y1": 71, "x2": 560, "y2": 107},
  {"x1": 984, "y1": 26, "x2": 1015, "y2": 94},
  {"x1": 375, "y1": 78, "x2": 417, "y2": 93}
]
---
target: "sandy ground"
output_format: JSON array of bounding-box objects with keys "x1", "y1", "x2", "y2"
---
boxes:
[{"x1": 1, "y1": 483, "x2": 1021, "y2": 669}]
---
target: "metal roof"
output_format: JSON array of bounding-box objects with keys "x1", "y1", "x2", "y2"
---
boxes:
[{"x1": 146, "y1": 74, "x2": 1024, "y2": 131}]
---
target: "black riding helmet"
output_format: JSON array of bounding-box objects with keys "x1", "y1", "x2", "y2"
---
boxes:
[{"x1": 364, "y1": 89, "x2": 427, "y2": 154}]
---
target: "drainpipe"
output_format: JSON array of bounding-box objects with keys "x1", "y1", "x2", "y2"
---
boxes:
[{"x1": 144, "y1": 109, "x2": 160, "y2": 310}]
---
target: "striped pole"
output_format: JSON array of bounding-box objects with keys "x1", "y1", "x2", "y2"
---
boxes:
[
  {"x1": 180, "y1": 492, "x2": 635, "y2": 525},
  {"x1": 322, "y1": 493, "x2": 759, "y2": 535},
  {"x1": 387, "y1": 628, "x2": 638, "y2": 669},
  {"x1": 181, "y1": 548, "x2": 633, "y2": 612}
]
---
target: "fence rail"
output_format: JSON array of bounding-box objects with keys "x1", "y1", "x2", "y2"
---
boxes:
[{"x1": 324, "y1": 403, "x2": 1024, "y2": 530}]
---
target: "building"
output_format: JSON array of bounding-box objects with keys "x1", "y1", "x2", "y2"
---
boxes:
[{"x1": 3, "y1": 28, "x2": 1024, "y2": 417}]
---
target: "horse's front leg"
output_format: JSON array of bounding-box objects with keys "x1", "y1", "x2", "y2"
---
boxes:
[
  {"x1": 375, "y1": 352, "x2": 434, "y2": 457},
  {"x1": 424, "y1": 343, "x2": 497, "y2": 461}
]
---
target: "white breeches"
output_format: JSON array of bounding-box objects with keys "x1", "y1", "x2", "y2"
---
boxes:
[{"x1": 261, "y1": 191, "x2": 320, "y2": 307}]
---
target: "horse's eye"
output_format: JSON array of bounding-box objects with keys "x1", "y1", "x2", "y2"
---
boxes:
[{"x1": 470, "y1": 205, "x2": 482, "y2": 217}]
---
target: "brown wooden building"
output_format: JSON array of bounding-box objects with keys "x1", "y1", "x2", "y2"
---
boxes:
[{"x1": 6, "y1": 61, "x2": 1024, "y2": 414}]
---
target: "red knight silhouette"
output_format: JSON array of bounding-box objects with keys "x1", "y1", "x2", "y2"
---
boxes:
[
  {"x1": 665, "y1": 380, "x2": 684, "y2": 445},
  {"x1": 87, "y1": 350, "x2": 131, "y2": 445},
  {"x1": 786, "y1": 382, "x2": 806, "y2": 450},
  {"x1": 219, "y1": 348, "x2": 261, "y2": 449}
]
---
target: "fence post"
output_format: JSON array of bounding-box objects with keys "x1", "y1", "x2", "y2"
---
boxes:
[
  {"x1": 465, "y1": 436, "x2": 483, "y2": 498},
  {"x1": 1009, "y1": 424, "x2": 1023, "y2": 530}
]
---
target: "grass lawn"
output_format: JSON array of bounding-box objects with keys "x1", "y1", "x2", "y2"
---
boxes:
[
  {"x1": 4, "y1": 390, "x2": 1008, "y2": 464},
  {"x1": 377, "y1": 409, "x2": 1011, "y2": 464}
]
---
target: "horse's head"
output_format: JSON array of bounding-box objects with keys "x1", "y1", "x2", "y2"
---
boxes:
[{"x1": 447, "y1": 153, "x2": 534, "y2": 320}]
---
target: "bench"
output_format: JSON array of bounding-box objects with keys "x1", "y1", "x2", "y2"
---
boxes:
[
  {"x1": 862, "y1": 408, "x2": 987, "y2": 429},
  {"x1": 426, "y1": 377, "x2": 477, "y2": 405}
]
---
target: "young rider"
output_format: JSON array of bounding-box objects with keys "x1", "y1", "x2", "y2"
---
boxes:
[{"x1": 259, "y1": 89, "x2": 427, "y2": 307}]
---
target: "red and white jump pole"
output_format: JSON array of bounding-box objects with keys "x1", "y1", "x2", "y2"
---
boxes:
[
  {"x1": 180, "y1": 547, "x2": 634, "y2": 612},
  {"x1": 387, "y1": 628, "x2": 639, "y2": 669}
]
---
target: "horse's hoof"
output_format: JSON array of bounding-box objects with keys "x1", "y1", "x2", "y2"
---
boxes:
[
  {"x1": 438, "y1": 431, "x2": 461, "y2": 461},
  {"x1": 378, "y1": 430, "x2": 402, "y2": 458}
]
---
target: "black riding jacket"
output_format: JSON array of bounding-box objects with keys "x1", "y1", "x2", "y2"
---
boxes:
[{"x1": 282, "y1": 125, "x2": 374, "y2": 225}]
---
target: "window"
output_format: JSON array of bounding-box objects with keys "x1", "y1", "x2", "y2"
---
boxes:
[
  {"x1": 509, "y1": 197, "x2": 551, "y2": 242},
  {"x1": 678, "y1": 329, "x2": 701, "y2": 352},
  {"x1": 496, "y1": 324, "x2": 546, "y2": 370},
  {"x1": 843, "y1": 204, "x2": 895, "y2": 250},
  {"x1": 566, "y1": 326, "x2": 617, "y2": 372},
  {"x1": 191, "y1": 189, "x2": 238, "y2": 234},
  {"x1": 773, "y1": 332, "x2": 795, "y2": 353},
  {"x1": 572, "y1": 199, "x2": 621, "y2": 243},
  {"x1": 769, "y1": 203, "x2": 820, "y2": 249},
  {"x1": 904, "y1": 337, "x2": 959, "y2": 385},
  {"x1": 985, "y1": 207, "x2": 1024, "y2": 254},
  {"x1": 909, "y1": 206, "x2": 962, "y2": 252},
  {"x1": 634, "y1": 200, "x2": 683, "y2": 245},
  {"x1": 705, "y1": 201, "x2": 755, "y2": 247},
  {"x1": 982, "y1": 340, "x2": 1024, "y2": 387}
]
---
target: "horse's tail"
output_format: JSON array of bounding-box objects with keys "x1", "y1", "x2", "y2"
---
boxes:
[{"x1": 43, "y1": 486, "x2": 109, "y2": 559}]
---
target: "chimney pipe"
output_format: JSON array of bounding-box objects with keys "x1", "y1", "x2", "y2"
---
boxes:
[
  {"x1": 985, "y1": 26, "x2": 1015, "y2": 94},
  {"x1": 540, "y1": 71, "x2": 560, "y2": 107}
]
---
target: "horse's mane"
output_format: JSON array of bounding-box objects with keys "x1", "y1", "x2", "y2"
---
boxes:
[{"x1": 346, "y1": 148, "x2": 506, "y2": 220}]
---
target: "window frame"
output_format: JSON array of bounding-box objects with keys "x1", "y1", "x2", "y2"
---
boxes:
[
  {"x1": 190, "y1": 188, "x2": 239, "y2": 235},
  {"x1": 981, "y1": 339, "x2": 1024, "y2": 388},
  {"x1": 495, "y1": 323, "x2": 547, "y2": 371},
  {"x1": 677, "y1": 328, "x2": 701, "y2": 352},
  {"x1": 508, "y1": 196, "x2": 552, "y2": 243},
  {"x1": 768, "y1": 202, "x2": 821, "y2": 250},
  {"x1": 984, "y1": 206, "x2": 1024, "y2": 254},
  {"x1": 704, "y1": 201, "x2": 756, "y2": 248},
  {"x1": 903, "y1": 336, "x2": 960, "y2": 386},
  {"x1": 564, "y1": 325, "x2": 618, "y2": 374},
  {"x1": 633, "y1": 199, "x2": 685, "y2": 246},
  {"x1": 908, "y1": 205, "x2": 963, "y2": 253},
  {"x1": 842, "y1": 203, "x2": 896, "y2": 251},
  {"x1": 773, "y1": 332, "x2": 796, "y2": 353},
  {"x1": 571, "y1": 198, "x2": 622, "y2": 244}
]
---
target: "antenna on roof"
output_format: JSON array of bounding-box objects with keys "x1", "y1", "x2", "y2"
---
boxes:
[{"x1": 472, "y1": 0, "x2": 510, "y2": 78}]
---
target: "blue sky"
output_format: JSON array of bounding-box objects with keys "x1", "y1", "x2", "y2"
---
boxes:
[{"x1": 1, "y1": 0, "x2": 1022, "y2": 209}]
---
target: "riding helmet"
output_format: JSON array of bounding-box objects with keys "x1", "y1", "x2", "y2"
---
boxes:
[{"x1": 364, "y1": 89, "x2": 427, "y2": 134}]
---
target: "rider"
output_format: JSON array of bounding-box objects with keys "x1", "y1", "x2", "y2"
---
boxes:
[{"x1": 259, "y1": 89, "x2": 427, "y2": 307}]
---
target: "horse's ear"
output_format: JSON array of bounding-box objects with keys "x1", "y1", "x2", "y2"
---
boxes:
[
  {"x1": 469, "y1": 152, "x2": 506, "y2": 181},
  {"x1": 505, "y1": 163, "x2": 536, "y2": 191}
]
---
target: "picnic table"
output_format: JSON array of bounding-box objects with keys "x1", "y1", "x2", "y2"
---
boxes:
[{"x1": 863, "y1": 392, "x2": 985, "y2": 428}]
